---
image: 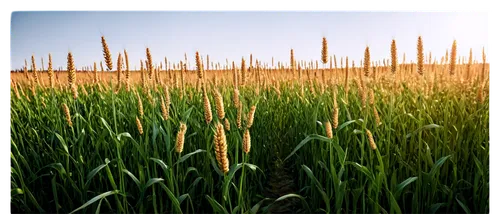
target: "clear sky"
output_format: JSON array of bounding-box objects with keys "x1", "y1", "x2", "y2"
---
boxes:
[{"x1": 11, "y1": 12, "x2": 488, "y2": 70}]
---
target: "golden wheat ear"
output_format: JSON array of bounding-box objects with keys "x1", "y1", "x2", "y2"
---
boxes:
[
  {"x1": 101, "y1": 36, "x2": 113, "y2": 71},
  {"x1": 450, "y1": 40, "x2": 457, "y2": 75},
  {"x1": 364, "y1": 46, "x2": 370, "y2": 77},
  {"x1": 246, "y1": 105, "x2": 257, "y2": 129},
  {"x1": 391, "y1": 39, "x2": 398, "y2": 74},
  {"x1": 175, "y1": 123, "x2": 187, "y2": 153},
  {"x1": 214, "y1": 90, "x2": 225, "y2": 120},
  {"x1": 321, "y1": 37, "x2": 328, "y2": 64},
  {"x1": 366, "y1": 129, "x2": 376, "y2": 150},
  {"x1": 214, "y1": 122, "x2": 229, "y2": 174},
  {"x1": 224, "y1": 118, "x2": 231, "y2": 131},
  {"x1": 136, "y1": 116, "x2": 143, "y2": 135},
  {"x1": 62, "y1": 103, "x2": 72, "y2": 127},
  {"x1": 203, "y1": 90, "x2": 213, "y2": 124},
  {"x1": 417, "y1": 36, "x2": 424, "y2": 76},
  {"x1": 243, "y1": 129, "x2": 251, "y2": 154}
]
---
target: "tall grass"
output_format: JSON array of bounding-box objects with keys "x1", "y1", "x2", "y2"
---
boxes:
[{"x1": 10, "y1": 36, "x2": 489, "y2": 213}]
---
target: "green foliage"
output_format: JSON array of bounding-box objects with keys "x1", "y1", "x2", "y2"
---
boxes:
[{"x1": 10, "y1": 80, "x2": 489, "y2": 213}]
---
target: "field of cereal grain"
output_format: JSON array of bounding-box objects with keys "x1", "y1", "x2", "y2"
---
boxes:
[{"x1": 10, "y1": 35, "x2": 489, "y2": 213}]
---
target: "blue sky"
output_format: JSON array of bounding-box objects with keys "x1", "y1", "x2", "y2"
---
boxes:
[{"x1": 11, "y1": 12, "x2": 488, "y2": 70}]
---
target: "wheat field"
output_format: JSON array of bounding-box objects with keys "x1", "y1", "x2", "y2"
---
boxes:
[{"x1": 10, "y1": 36, "x2": 489, "y2": 213}]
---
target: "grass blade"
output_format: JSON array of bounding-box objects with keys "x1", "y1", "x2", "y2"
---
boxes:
[
  {"x1": 69, "y1": 190, "x2": 120, "y2": 214},
  {"x1": 430, "y1": 155, "x2": 452, "y2": 177},
  {"x1": 174, "y1": 149, "x2": 206, "y2": 165},
  {"x1": 456, "y1": 196, "x2": 471, "y2": 214},
  {"x1": 205, "y1": 195, "x2": 229, "y2": 214},
  {"x1": 394, "y1": 176, "x2": 418, "y2": 199},
  {"x1": 285, "y1": 134, "x2": 331, "y2": 161}
]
